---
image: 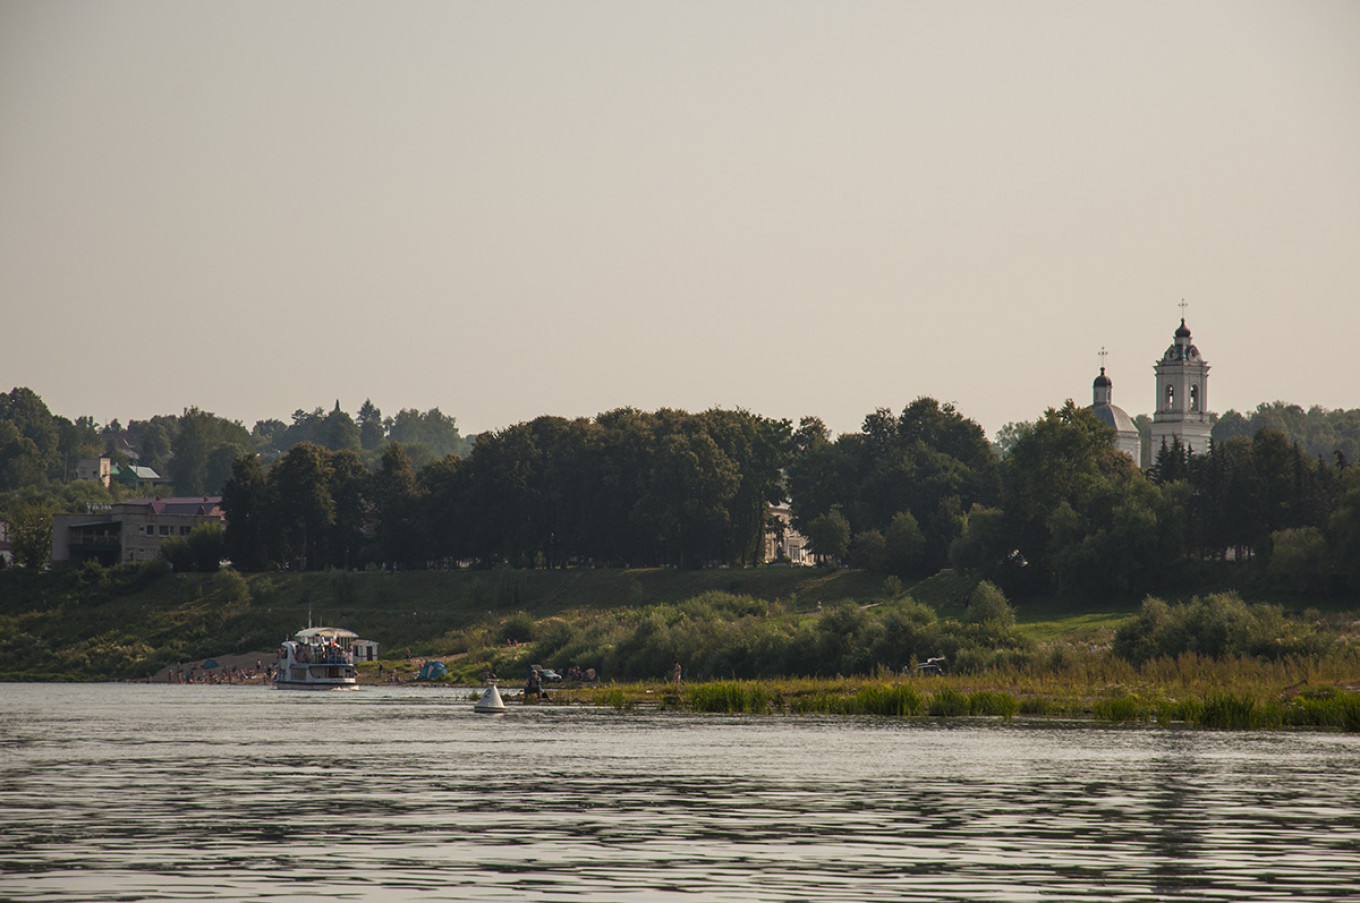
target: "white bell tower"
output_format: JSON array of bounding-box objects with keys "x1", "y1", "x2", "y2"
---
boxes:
[{"x1": 1150, "y1": 305, "x2": 1212, "y2": 455}]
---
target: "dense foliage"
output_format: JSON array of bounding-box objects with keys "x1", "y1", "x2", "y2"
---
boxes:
[
  {"x1": 6, "y1": 387, "x2": 1360, "y2": 602},
  {"x1": 1111, "y1": 592, "x2": 1327, "y2": 664}
]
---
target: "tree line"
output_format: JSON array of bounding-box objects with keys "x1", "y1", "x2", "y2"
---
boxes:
[
  {"x1": 5, "y1": 386, "x2": 1360, "y2": 598},
  {"x1": 0, "y1": 388, "x2": 469, "y2": 499},
  {"x1": 221, "y1": 408, "x2": 790, "y2": 572}
]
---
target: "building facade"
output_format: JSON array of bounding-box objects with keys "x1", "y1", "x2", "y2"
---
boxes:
[
  {"x1": 51, "y1": 497, "x2": 226, "y2": 567},
  {"x1": 764, "y1": 503, "x2": 816, "y2": 566}
]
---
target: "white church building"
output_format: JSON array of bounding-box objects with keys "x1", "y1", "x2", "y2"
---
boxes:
[{"x1": 1091, "y1": 316, "x2": 1213, "y2": 464}]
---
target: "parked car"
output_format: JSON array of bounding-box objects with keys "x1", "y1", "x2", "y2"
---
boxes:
[
  {"x1": 911, "y1": 656, "x2": 946, "y2": 676},
  {"x1": 532, "y1": 665, "x2": 563, "y2": 682}
]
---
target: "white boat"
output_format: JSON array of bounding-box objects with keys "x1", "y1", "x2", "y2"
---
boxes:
[{"x1": 274, "y1": 627, "x2": 359, "y2": 690}]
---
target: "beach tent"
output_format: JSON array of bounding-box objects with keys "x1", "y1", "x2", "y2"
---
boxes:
[
  {"x1": 416, "y1": 661, "x2": 448, "y2": 681},
  {"x1": 201, "y1": 659, "x2": 220, "y2": 669}
]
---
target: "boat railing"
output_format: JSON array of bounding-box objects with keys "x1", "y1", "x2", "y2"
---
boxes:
[{"x1": 289, "y1": 644, "x2": 354, "y2": 666}]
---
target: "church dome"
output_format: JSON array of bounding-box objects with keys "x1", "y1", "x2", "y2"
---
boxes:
[
  {"x1": 1092, "y1": 401, "x2": 1137, "y2": 435},
  {"x1": 1093, "y1": 367, "x2": 1111, "y2": 389},
  {"x1": 1175, "y1": 318, "x2": 1191, "y2": 338}
]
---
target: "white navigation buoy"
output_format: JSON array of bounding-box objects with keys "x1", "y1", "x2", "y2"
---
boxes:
[{"x1": 473, "y1": 682, "x2": 507, "y2": 714}]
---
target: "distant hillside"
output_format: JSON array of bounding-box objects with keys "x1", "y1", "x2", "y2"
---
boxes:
[{"x1": 0, "y1": 565, "x2": 888, "y2": 681}]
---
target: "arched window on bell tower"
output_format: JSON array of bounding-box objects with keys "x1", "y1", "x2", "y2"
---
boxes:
[
  {"x1": 1190, "y1": 385, "x2": 1199, "y2": 412},
  {"x1": 1165, "y1": 384, "x2": 1175, "y2": 410}
]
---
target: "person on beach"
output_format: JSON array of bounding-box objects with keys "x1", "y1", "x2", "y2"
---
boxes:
[{"x1": 672, "y1": 660, "x2": 682, "y2": 684}]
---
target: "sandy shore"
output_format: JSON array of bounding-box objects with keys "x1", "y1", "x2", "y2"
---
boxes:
[{"x1": 151, "y1": 651, "x2": 276, "y2": 684}]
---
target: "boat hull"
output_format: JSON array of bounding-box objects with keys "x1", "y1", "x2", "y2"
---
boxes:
[{"x1": 274, "y1": 679, "x2": 357, "y2": 690}]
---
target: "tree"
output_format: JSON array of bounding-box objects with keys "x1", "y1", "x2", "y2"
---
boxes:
[
  {"x1": 805, "y1": 510, "x2": 850, "y2": 565},
  {"x1": 698, "y1": 408, "x2": 792, "y2": 565},
  {"x1": 1001, "y1": 401, "x2": 1146, "y2": 593},
  {"x1": 991, "y1": 421, "x2": 1032, "y2": 459},
  {"x1": 168, "y1": 408, "x2": 252, "y2": 494},
  {"x1": 320, "y1": 401, "x2": 361, "y2": 452},
  {"x1": 787, "y1": 399, "x2": 997, "y2": 574},
  {"x1": 0, "y1": 420, "x2": 47, "y2": 491},
  {"x1": 372, "y1": 442, "x2": 424, "y2": 568},
  {"x1": 387, "y1": 407, "x2": 469, "y2": 458},
  {"x1": 1329, "y1": 467, "x2": 1360, "y2": 592},
  {"x1": 1267, "y1": 527, "x2": 1328, "y2": 594},
  {"x1": 9, "y1": 503, "x2": 53, "y2": 569},
  {"x1": 54, "y1": 415, "x2": 102, "y2": 481},
  {"x1": 849, "y1": 529, "x2": 886, "y2": 571},
  {"x1": 948, "y1": 504, "x2": 1009, "y2": 576},
  {"x1": 884, "y1": 510, "x2": 926, "y2": 577},
  {"x1": 222, "y1": 453, "x2": 269, "y2": 571},
  {"x1": 326, "y1": 449, "x2": 370, "y2": 569},
  {"x1": 267, "y1": 443, "x2": 335, "y2": 570},
  {"x1": 965, "y1": 580, "x2": 1015, "y2": 628},
  {"x1": 160, "y1": 522, "x2": 226, "y2": 572},
  {"x1": 0, "y1": 388, "x2": 59, "y2": 480},
  {"x1": 357, "y1": 399, "x2": 385, "y2": 451},
  {"x1": 640, "y1": 426, "x2": 740, "y2": 568}
]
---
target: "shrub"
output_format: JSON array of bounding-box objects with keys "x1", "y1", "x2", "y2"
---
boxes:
[
  {"x1": 852, "y1": 683, "x2": 924, "y2": 717},
  {"x1": 1196, "y1": 692, "x2": 1282, "y2": 730},
  {"x1": 968, "y1": 690, "x2": 1018, "y2": 720},
  {"x1": 688, "y1": 681, "x2": 768, "y2": 714},
  {"x1": 965, "y1": 581, "x2": 1014, "y2": 628},
  {"x1": 928, "y1": 686, "x2": 969, "y2": 716},
  {"x1": 497, "y1": 611, "x2": 537, "y2": 645},
  {"x1": 1112, "y1": 592, "x2": 1321, "y2": 664},
  {"x1": 1093, "y1": 694, "x2": 1149, "y2": 723}
]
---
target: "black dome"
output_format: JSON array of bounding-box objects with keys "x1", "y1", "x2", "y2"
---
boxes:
[
  {"x1": 1175, "y1": 318, "x2": 1191, "y2": 338},
  {"x1": 1093, "y1": 367, "x2": 1111, "y2": 388}
]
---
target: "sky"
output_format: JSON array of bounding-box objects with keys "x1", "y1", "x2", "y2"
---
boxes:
[{"x1": 2, "y1": 1, "x2": 1357, "y2": 441}]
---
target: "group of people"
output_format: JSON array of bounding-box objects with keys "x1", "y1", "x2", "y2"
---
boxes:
[
  {"x1": 165, "y1": 661, "x2": 269, "y2": 684},
  {"x1": 291, "y1": 642, "x2": 352, "y2": 666}
]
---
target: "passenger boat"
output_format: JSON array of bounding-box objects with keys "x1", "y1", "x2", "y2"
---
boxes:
[{"x1": 274, "y1": 627, "x2": 359, "y2": 690}]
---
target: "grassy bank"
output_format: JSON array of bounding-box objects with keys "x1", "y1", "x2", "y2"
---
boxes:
[
  {"x1": 539, "y1": 655, "x2": 1360, "y2": 731},
  {"x1": 0, "y1": 563, "x2": 888, "y2": 680},
  {"x1": 3, "y1": 561, "x2": 1357, "y2": 739}
]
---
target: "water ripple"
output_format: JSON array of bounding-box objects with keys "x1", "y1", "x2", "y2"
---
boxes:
[{"x1": 3, "y1": 685, "x2": 1359, "y2": 901}]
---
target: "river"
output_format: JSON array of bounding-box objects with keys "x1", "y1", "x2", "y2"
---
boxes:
[{"x1": 2, "y1": 683, "x2": 1358, "y2": 901}]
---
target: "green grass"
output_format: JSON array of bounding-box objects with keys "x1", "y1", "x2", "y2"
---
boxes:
[{"x1": 1015, "y1": 610, "x2": 1133, "y2": 643}]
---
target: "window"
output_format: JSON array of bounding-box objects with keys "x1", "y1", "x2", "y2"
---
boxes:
[
  {"x1": 1165, "y1": 384, "x2": 1175, "y2": 410},
  {"x1": 159, "y1": 525, "x2": 171, "y2": 536},
  {"x1": 180, "y1": 525, "x2": 191, "y2": 536},
  {"x1": 1190, "y1": 385, "x2": 1199, "y2": 411}
]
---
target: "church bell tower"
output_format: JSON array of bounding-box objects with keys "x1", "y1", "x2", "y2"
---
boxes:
[{"x1": 1149, "y1": 314, "x2": 1212, "y2": 455}]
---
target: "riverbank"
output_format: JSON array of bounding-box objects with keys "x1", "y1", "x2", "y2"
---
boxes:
[
  {"x1": 123, "y1": 655, "x2": 1360, "y2": 731},
  {"x1": 541, "y1": 674, "x2": 1360, "y2": 730}
]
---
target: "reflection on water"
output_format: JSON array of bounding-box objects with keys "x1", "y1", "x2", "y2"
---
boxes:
[{"x1": 2, "y1": 684, "x2": 1359, "y2": 901}]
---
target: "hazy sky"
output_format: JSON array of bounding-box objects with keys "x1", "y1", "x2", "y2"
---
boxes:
[{"x1": 3, "y1": 1, "x2": 1357, "y2": 440}]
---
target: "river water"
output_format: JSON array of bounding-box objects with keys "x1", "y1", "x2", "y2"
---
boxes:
[{"x1": 2, "y1": 684, "x2": 1358, "y2": 902}]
